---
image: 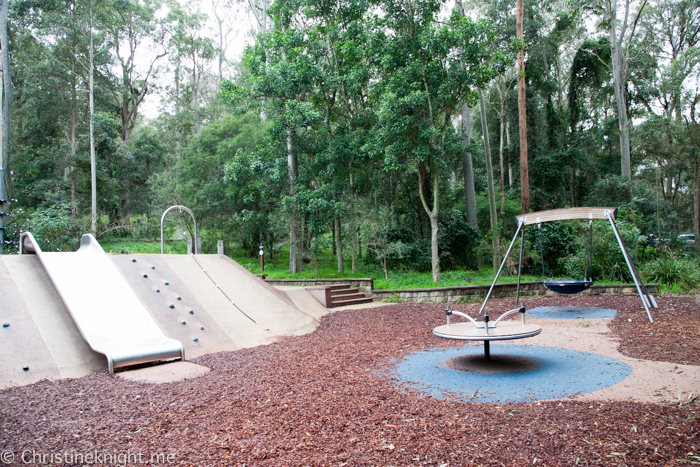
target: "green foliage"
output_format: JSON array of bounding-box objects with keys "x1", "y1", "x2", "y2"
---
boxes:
[
  {"x1": 23, "y1": 204, "x2": 88, "y2": 252},
  {"x1": 564, "y1": 220, "x2": 641, "y2": 282},
  {"x1": 641, "y1": 256, "x2": 700, "y2": 292}
]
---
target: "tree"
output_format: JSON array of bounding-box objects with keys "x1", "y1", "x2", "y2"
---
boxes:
[
  {"x1": 517, "y1": 0, "x2": 530, "y2": 212},
  {"x1": 167, "y1": 2, "x2": 216, "y2": 135},
  {"x1": 103, "y1": 0, "x2": 169, "y2": 143},
  {"x1": 0, "y1": 0, "x2": 11, "y2": 173},
  {"x1": 377, "y1": 0, "x2": 508, "y2": 281},
  {"x1": 595, "y1": 0, "x2": 649, "y2": 179}
]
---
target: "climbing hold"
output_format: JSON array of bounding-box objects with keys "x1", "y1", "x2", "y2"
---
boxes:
[
  {"x1": 134, "y1": 395, "x2": 141, "y2": 401},
  {"x1": 193, "y1": 338, "x2": 199, "y2": 342},
  {"x1": 177, "y1": 296, "x2": 181, "y2": 300},
  {"x1": 143, "y1": 274, "x2": 148, "y2": 278},
  {"x1": 199, "y1": 326, "x2": 204, "y2": 330},
  {"x1": 156, "y1": 289, "x2": 160, "y2": 293},
  {"x1": 151, "y1": 266, "x2": 155, "y2": 270},
  {"x1": 165, "y1": 282, "x2": 169, "y2": 286},
  {"x1": 23, "y1": 366, "x2": 29, "y2": 371},
  {"x1": 189, "y1": 310, "x2": 194, "y2": 315},
  {"x1": 131, "y1": 259, "x2": 137, "y2": 262},
  {"x1": 180, "y1": 320, "x2": 186, "y2": 325},
  {"x1": 2, "y1": 323, "x2": 9, "y2": 328},
  {"x1": 169, "y1": 304, "x2": 175, "y2": 309}
]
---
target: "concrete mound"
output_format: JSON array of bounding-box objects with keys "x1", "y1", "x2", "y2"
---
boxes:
[{"x1": 1, "y1": 253, "x2": 327, "y2": 389}]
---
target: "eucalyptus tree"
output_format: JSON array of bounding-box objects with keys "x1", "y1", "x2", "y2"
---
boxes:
[
  {"x1": 167, "y1": 2, "x2": 216, "y2": 135},
  {"x1": 586, "y1": 0, "x2": 649, "y2": 179},
  {"x1": 635, "y1": 0, "x2": 700, "y2": 236},
  {"x1": 376, "y1": 0, "x2": 509, "y2": 281},
  {"x1": 231, "y1": 8, "x2": 323, "y2": 272},
  {"x1": 0, "y1": 0, "x2": 11, "y2": 173},
  {"x1": 211, "y1": 0, "x2": 241, "y2": 81},
  {"x1": 102, "y1": 0, "x2": 170, "y2": 143}
]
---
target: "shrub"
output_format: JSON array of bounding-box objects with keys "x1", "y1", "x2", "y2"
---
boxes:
[{"x1": 641, "y1": 256, "x2": 700, "y2": 292}]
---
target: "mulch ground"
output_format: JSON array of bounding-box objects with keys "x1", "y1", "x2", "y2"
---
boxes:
[{"x1": 0, "y1": 295, "x2": 698, "y2": 466}]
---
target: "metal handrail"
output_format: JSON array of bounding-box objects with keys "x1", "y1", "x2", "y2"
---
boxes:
[{"x1": 161, "y1": 205, "x2": 198, "y2": 255}]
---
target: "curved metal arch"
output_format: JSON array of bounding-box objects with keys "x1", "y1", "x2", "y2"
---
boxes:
[{"x1": 161, "y1": 205, "x2": 198, "y2": 255}]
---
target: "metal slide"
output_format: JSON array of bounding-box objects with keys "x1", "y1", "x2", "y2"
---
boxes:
[{"x1": 20, "y1": 232, "x2": 184, "y2": 373}]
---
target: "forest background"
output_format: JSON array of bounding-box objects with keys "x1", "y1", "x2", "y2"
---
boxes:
[{"x1": 0, "y1": 0, "x2": 699, "y2": 291}]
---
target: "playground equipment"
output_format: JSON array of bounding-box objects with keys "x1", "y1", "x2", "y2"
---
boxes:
[
  {"x1": 433, "y1": 207, "x2": 657, "y2": 358},
  {"x1": 161, "y1": 205, "x2": 198, "y2": 255},
  {"x1": 433, "y1": 305, "x2": 541, "y2": 360},
  {"x1": 481, "y1": 207, "x2": 657, "y2": 322},
  {"x1": 538, "y1": 214, "x2": 594, "y2": 294},
  {"x1": 20, "y1": 232, "x2": 185, "y2": 373}
]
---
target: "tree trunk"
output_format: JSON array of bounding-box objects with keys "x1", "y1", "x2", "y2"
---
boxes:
[
  {"x1": 479, "y1": 89, "x2": 501, "y2": 274},
  {"x1": 335, "y1": 216, "x2": 344, "y2": 273},
  {"x1": 69, "y1": 38, "x2": 77, "y2": 203},
  {"x1": 694, "y1": 156, "x2": 699, "y2": 247},
  {"x1": 499, "y1": 92, "x2": 506, "y2": 214},
  {"x1": 461, "y1": 103, "x2": 478, "y2": 227},
  {"x1": 517, "y1": 0, "x2": 529, "y2": 214},
  {"x1": 287, "y1": 125, "x2": 301, "y2": 273},
  {"x1": 193, "y1": 58, "x2": 200, "y2": 134},
  {"x1": 507, "y1": 118, "x2": 513, "y2": 186},
  {"x1": 610, "y1": 30, "x2": 631, "y2": 179},
  {"x1": 89, "y1": 0, "x2": 97, "y2": 233},
  {"x1": 351, "y1": 198, "x2": 358, "y2": 273},
  {"x1": 0, "y1": 0, "x2": 11, "y2": 171},
  {"x1": 418, "y1": 165, "x2": 440, "y2": 282}
]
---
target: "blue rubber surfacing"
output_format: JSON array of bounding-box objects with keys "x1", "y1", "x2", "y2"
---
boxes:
[
  {"x1": 526, "y1": 306, "x2": 618, "y2": 319},
  {"x1": 391, "y1": 344, "x2": 631, "y2": 403}
]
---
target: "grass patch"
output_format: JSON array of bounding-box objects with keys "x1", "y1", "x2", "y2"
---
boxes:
[{"x1": 99, "y1": 239, "x2": 657, "y2": 291}]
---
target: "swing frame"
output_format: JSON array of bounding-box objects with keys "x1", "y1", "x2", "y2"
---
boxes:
[{"x1": 478, "y1": 207, "x2": 657, "y2": 323}]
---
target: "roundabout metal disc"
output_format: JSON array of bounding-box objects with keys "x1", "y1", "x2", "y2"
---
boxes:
[{"x1": 433, "y1": 321, "x2": 542, "y2": 341}]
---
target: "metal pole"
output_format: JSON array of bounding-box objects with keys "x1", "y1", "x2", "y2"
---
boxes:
[
  {"x1": 161, "y1": 205, "x2": 198, "y2": 255},
  {"x1": 606, "y1": 211, "x2": 654, "y2": 323},
  {"x1": 0, "y1": 167, "x2": 5, "y2": 254},
  {"x1": 89, "y1": 0, "x2": 96, "y2": 233},
  {"x1": 479, "y1": 219, "x2": 524, "y2": 314},
  {"x1": 515, "y1": 223, "x2": 525, "y2": 303},
  {"x1": 259, "y1": 244, "x2": 264, "y2": 272}
]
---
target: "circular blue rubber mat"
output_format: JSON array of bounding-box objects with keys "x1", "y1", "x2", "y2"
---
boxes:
[
  {"x1": 526, "y1": 306, "x2": 618, "y2": 319},
  {"x1": 392, "y1": 344, "x2": 631, "y2": 403}
]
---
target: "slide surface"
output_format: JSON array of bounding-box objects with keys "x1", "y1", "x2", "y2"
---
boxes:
[{"x1": 20, "y1": 233, "x2": 184, "y2": 373}]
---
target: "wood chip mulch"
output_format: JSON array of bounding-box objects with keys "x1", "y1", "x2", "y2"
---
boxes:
[{"x1": 0, "y1": 296, "x2": 698, "y2": 466}]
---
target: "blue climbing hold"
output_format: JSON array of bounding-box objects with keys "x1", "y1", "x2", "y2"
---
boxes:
[
  {"x1": 189, "y1": 310, "x2": 194, "y2": 314},
  {"x1": 164, "y1": 282, "x2": 169, "y2": 286},
  {"x1": 156, "y1": 289, "x2": 160, "y2": 293},
  {"x1": 193, "y1": 338, "x2": 199, "y2": 342},
  {"x1": 143, "y1": 274, "x2": 148, "y2": 278},
  {"x1": 132, "y1": 259, "x2": 137, "y2": 262},
  {"x1": 199, "y1": 326, "x2": 204, "y2": 330},
  {"x1": 151, "y1": 266, "x2": 155, "y2": 270},
  {"x1": 2, "y1": 323, "x2": 9, "y2": 328},
  {"x1": 23, "y1": 366, "x2": 29, "y2": 371},
  {"x1": 169, "y1": 304, "x2": 175, "y2": 309}
]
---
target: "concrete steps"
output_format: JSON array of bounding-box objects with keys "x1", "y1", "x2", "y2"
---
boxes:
[{"x1": 328, "y1": 284, "x2": 373, "y2": 307}]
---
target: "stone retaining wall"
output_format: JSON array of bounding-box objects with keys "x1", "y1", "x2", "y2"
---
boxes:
[
  {"x1": 264, "y1": 278, "x2": 375, "y2": 294},
  {"x1": 371, "y1": 282, "x2": 659, "y2": 304}
]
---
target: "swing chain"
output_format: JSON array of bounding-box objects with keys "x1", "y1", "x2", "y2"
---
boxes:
[
  {"x1": 585, "y1": 219, "x2": 593, "y2": 282},
  {"x1": 537, "y1": 223, "x2": 548, "y2": 279}
]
